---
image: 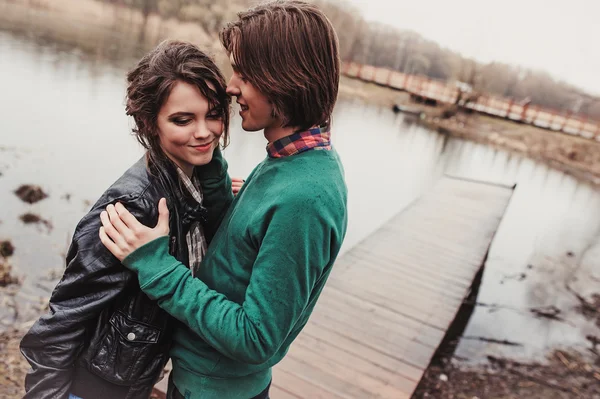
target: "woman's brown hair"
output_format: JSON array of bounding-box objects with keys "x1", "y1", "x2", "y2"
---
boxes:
[
  {"x1": 220, "y1": 0, "x2": 340, "y2": 131},
  {"x1": 126, "y1": 40, "x2": 231, "y2": 167}
]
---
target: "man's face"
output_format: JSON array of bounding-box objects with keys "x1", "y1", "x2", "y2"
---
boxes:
[{"x1": 226, "y1": 54, "x2": 279, "y2": 132}]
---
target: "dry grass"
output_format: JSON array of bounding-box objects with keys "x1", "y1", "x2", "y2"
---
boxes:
[{"x1": 0, "y1": 328, "x2": 27, "y2": 399}]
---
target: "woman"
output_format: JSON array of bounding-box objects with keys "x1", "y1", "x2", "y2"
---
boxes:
[{"x1": 19, "y1": 40, "x2": 233, "y2": 399}]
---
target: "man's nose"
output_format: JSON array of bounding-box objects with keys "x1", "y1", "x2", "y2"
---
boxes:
[{"x1": 226, "y1": 76, "x2": 240, "y2": 97}]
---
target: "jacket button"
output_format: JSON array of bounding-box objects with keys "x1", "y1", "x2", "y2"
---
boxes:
[{"x1": 126, "y1": 332, "x2": 136, "y2": 341}]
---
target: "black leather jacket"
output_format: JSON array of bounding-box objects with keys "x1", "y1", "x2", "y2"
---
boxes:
[{"x1": 20, "y1": 150, "x2": 232, "y2": 399}]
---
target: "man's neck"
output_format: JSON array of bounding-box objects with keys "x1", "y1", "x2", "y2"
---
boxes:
[{"x1": 264, "y1": 125, "x2": 297, "y2": 143}]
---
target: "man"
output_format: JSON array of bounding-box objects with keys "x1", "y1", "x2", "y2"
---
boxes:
[{"x1": 99, "y1": 2, "x2": 348, "y2": 398}]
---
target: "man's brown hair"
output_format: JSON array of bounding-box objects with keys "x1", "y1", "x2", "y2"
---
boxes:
[{"x1": 220, "y1": 0, "x2": 340, "y2": 131}]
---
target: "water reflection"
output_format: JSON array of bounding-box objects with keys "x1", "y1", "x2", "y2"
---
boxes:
[
  {"x1": 446, "y1": 141, "x2": 600, "y2": 363},
  {"x1": 0, "y1": 31, "x2": 598, "y2": 364}
]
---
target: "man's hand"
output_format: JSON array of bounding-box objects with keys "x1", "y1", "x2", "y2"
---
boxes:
[
  {"x1": 99, "y1": 198, "x2": 170, "y2": 261},
  {"x1": 231, "y1": 177, "x2": 245, "y2": 196}
]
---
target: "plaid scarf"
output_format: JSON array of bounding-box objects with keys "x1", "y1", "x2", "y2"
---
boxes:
[
  {"x1": 176, "y1": 168, "x2": 207, "y2": 276},
  {"x1": 266, "y1": 126, "x2": 331, "y2": 158}
]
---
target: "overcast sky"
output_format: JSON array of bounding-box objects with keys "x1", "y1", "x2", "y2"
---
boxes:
[{"x1": 345, "y1": 0, "x2": 600, "y2": 96}]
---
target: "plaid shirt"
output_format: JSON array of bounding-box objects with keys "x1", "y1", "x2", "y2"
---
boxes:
[
  {"x1": 266, "y1": 126, "x2": 331, "y2": 158},
  {"x1": 176, "y1": 168, "x2": 207, "y2": 276}
]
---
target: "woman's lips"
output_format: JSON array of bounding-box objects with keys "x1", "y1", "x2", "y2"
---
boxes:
[{"x1": 191, "y1": 142, "x2": 213, "y2": 152}]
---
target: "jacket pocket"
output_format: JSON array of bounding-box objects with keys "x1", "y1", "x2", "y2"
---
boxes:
[{"x1": 89, "y1": 311, "x2": 166, "y2": 385}]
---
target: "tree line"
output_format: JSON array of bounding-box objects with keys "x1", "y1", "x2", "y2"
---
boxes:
[{"x1": 100, "y1": 0, "x2": 600, "y2": 119}]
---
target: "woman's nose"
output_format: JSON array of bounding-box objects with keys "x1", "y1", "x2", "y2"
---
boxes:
[{"x1": 194, "y1": 122, "x2": 211, "y2": 139}]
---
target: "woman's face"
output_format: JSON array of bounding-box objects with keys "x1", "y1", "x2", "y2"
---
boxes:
[{"x1": 156, "y1": 81, "x2": 224, "y2": 176}]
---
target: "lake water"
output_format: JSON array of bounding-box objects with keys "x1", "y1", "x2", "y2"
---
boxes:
[{"x1": 1, "y1": 29, "x2": 599, "y2": 365}]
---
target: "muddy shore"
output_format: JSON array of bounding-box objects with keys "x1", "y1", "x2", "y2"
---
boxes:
[
  {"x1": 413, "y1": 350, "x2": 600, "y2": 399},
  {"x1": 0, "y1": 328, "x2": 27, "y2": 399}
]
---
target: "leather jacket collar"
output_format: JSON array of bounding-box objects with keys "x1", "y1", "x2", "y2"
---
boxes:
[{"x1": 147, "y1": 153, "x2": 208, "y2": 235}]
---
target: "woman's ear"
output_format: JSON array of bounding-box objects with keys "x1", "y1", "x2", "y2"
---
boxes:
[{"x1": 270, "y1": 102, "x2": 280, "y2": 120}]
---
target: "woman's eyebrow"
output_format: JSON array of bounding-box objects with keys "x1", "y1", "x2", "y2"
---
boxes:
[{"x1": 168, "y1": 112, "x2": 194, "y2": 118}]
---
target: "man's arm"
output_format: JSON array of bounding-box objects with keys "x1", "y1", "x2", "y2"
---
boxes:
[
  {"x1": 120, "y1": 198, "x2": 332, "y2": 364},
  {"x1": 20, "y1": 199, "x2": 151, "y2": 398}
]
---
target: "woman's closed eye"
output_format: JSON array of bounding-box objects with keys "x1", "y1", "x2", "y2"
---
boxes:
[{"x1": 171, "y1": 117, "x2": 193, "y2": 126}]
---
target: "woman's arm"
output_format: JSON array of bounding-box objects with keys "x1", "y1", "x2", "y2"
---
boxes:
[{"x1": 20, "y1": 197, "x2": 153, "y2": 398}]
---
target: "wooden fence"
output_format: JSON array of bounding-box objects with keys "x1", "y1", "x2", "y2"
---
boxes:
[{"x1": 343, "y1": 62, "x2": 600, "y2": 141}]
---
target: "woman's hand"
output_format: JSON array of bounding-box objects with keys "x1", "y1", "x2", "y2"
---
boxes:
[
  {"x1": 231, "y1": 177, "x2": 245, "y2": 196},
  {"x1": 99, "y1": 198, "x2": 170, "y2": 261}
]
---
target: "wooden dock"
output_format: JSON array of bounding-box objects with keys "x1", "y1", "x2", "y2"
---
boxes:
[{"x1": 270, "y1": 176, "x2": 514, "y2": 398}]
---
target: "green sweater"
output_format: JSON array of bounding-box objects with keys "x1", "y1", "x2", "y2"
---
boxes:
[{"x1": 124, "y1": 148, "x2": 348, "y2": 398}]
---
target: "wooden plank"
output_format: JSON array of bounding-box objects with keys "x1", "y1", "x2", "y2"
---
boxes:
[
  {"x1": 272, "y1": 368, "x2": 345, "y2": 399},
  {"x1": 348, "y1": 249, "x2": 480, "y2": 293},
  {"x1": 279, "y1": 356, "x2": 374, "y2": 399},
  {"x1": 269, "y1": 385, "x2": 301, "y2": 399},
  {"x1": 291, "y1": 333, "x2": 416, "y2": 392},
  {"x1": 329, "y1": 264, "x2": 467, "y2": 306},
  {"x1": 300, "y1": 321, "x2": 424, "y2": 381},
  {"x1": 287, "y1": 344, "x2": 409, "y2": 398},
  {"x1": 343, "y1": 248, "x2": 474, "y2": 296},
  {"x1": 326, "y1": 278, "x2": 462, "y2": 330},
  {"x1": 307, "y1": 302, "x2": 438, "y2": 368},
  {"x1": 317, "y1": 286, "x2": 445, "y2": 347},
  {"x1": 306, "y1": 311, "x2": 433, "y2": 369}
]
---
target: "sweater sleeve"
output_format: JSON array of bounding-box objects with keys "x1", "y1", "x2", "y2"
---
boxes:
[
  {"x1": 122, "y1": 197, "x2": 331, "y2": 364},
  {"x1": 195, "y1": 147, "x2": 233, "y2": 242}
]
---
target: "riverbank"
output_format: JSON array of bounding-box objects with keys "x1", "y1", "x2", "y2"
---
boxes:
[
  {"x1": 0, "y1": 328, "x2": 27, "y2": 399},
  {"x1": 422, "y1": 111, "x2": 600, "y2": 187},
  {"x1": 413, "y1": 350, "x2": 600, "y2": 399},
  {"x1": 341, "y1": 78, "x2": 600, "y2": 187}
]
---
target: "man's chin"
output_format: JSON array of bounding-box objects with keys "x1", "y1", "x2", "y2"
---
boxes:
[{"x1": 241, "y1": 121, "x2": 262, "y2": 132}]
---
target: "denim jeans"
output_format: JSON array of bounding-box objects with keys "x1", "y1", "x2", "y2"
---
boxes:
[{"x1": 165, "y1": 373, "x2": 270, "y2": 399}]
